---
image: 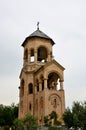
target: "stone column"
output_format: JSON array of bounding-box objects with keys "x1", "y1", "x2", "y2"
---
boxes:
[
  {"x1": 34, "y1": 83, "x2": 37, "y2": 93},
  {"x1": 44, "y1": 78, "x2": 48, "y2": 89},
  {"x1": 48, "y1": 52, "x2": 51, "y2": 62},
  {"x1": 59, "y1": 80, "x2": 64, "y2": 90},
  {"x1": 28, "y1": 50, "x2": 30, "y2": 63},
  {"x1": 23, "y1": 57, "x2": 27, "y2": 66},
  {"x1": 39, "y1": 81, "x2": 42, "y2": 91},
  {"x1": 55, "y1": 81, "x2": 58, "y2": 90}
]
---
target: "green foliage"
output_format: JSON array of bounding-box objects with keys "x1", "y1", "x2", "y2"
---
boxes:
[
  {"x1": 23, "y1": 113, "x2": 38, "y2": 128},
  {"x1": 0, "y1": 103, "x2": 18, "y2": 127},
  {"x1": 13, "y1": 118, "x2": 24, "y2": 130},
  {"x1": 49, "y1": 111, "x2": 57, "y2": 120},
  {"x1": 44, "y1": 111, "x2": 61, "y2": 126},
  {"x1": 13, "y1": 113, "x2": 38, "y2": 130},
  {"x1": 63, "y1": 101, "x2": 86, "y2": 129},
  {"x1": 44, "y1": 115, "x2": 49, "y2": 124},
  {"x1": 63, "y1": 107, "x2": 73, "y2": 128}
]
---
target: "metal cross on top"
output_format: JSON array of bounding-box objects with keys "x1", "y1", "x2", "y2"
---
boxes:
[{"x1": 37, "y1": 22, "x2": 39, "y2": 30}]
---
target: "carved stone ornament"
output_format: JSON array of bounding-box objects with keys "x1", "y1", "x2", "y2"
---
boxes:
[{"x1": 48, "y1": 94, "x2": 61, "y2": 108}]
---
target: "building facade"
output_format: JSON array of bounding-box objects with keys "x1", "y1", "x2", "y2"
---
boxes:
[{"x1": 18, "y1": 27, "x2": 65, "y2": 125}]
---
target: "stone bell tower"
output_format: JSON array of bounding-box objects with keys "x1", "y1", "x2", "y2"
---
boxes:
[{"x1": 18, "y1": 24, "x2": 65, "y2": 124}]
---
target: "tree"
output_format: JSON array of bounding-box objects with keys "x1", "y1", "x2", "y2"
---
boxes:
[
  {"x1": 44, "y1": 111, "x2": 61, "y2": 126},
  {"x1": 13, "y1": 118, "x2": 24, "y2": 130},
  {"x1": 63, "y1": 107, "x2": 73, "y2": 128},
  {"x1": 0, "y1": 104, "x2": 4, "y2": 126},
  {"x1": 44, "y1": 115, "x2": 49, "y2": 126},
  {"x1": 49, "y1": 111, "x2": 58, "y2": 125},
  {"x1": 0, "y1": 103, "x2": 18, "y2": 127},
  {"x1": 13, "y1": 113, "x2": 38, "y2": 130},
  {"x1": 23, "y1": 113, "x2": 38, "y2": 128},
  {"x1": 63, "y1": 101, "x2": 86, "y2": 130}
]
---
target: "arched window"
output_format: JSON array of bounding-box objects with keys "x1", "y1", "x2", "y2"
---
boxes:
[
  {"x1": 28, "y1": 83, "x2": 33, "y2": 94},
  {"x1": 20, "y1": 79, "x2": 24, "y2": 96},
  {"x1": 42, "y1": 80, "x2": 44, "y2": 90},
  {"x1": 37, "y1": 46, "x2": 48, "y2": 62},
  {"x1": 36, "y1": 79, "x2": 39, "y2": 92},
  {"x1": 24, "y1": 49, "x2": 28, "y2": 59},
  {"x1": 48, "y1": 72, "x2": 59, "y2": 90}
]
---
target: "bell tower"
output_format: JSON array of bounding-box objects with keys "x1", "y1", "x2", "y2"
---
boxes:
[{"x1": 18, "y1": 25, "x2": 65, "y2": 124}]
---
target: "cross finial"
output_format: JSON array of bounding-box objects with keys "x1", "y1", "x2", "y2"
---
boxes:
[{"x1": 37, "y1": 22, "x2": 39, "y2": 30}]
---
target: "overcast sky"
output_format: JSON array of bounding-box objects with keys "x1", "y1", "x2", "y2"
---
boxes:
[{"x1": 0, "y1": 0, "x2": 86, "y2": 108}]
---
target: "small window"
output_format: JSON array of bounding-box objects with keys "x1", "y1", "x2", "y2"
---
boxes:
[
  {"x1": 42, "y1": 80, "x2": 44, "y2": 90},
  {"x1": 37, "y1": 46, "x2": 47, "y2": 62},
  {"x1": 24, "y1": 49, "x2": 28, "y2": 59},
  {"x1": 28, "y1": 83, "x2": 33, "y2": 94},
  {"x1": 37, "y1": 83, "x2": 39, "y2": 92},
  {"x1": 29, "y1": 103, "x2": 32, "y2": 111},
  {"x1": 53, "y1": 99, "x2": 57, "y2": 108}
]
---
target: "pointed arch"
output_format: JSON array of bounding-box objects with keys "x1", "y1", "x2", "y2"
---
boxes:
[
  {"x1": 24, "y1": 49, "x2": 28, "y2": 59},
  {"x1": 37, "y1": 46, "x2": 48, "y2": 62},
  {"x1": 47, "y1": 72, "x2": 59, "y2": 90},
  {"x1": 28, "y1": 83, "x2": 33, "y2": 94}
]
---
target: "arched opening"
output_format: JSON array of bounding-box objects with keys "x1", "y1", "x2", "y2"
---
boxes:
[
  {"x1": 48, "y1": 72, "x2": 60, "y2": 90},
  {"x1": 42, "y1": 80, "x2": 44, "y2": 90},
  {"x1": 28, "y1": 83, "x2": 33, "y2": 94},
  {"x1": 20, "y1": 79, "x2": 24, "y2": 96},
  {"x1": 37, "y1": 46, "x2": 48, "y2": 62},
  {"x1": 30, "y1": 49, "x2": 34, "y2": 62},
  {"x1": 36, "y1": 79, "x2": 39, "y2": 92},
  {"x1": 24, "y1": 49, "x2": 28, "y2": 60}
]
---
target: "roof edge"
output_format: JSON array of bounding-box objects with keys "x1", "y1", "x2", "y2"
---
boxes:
[{"x1": 21, "y1": 29, "x2": 55, "y2": 47}]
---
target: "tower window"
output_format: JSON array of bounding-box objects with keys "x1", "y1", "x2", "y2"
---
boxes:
[
  {"x1": 28, "y1": 83, "x2": 33, "y2": 94},
  {"x1": 24, "y1": 49, "x2": 28, "y2": 59},
  {"x1": 37, "y1": 46, "x2": 47, "y2": 62},
  {"x1": 37, "y1": 82, "x2": 39, "y2": 92},
  {"x1": 48, "y1": 72, "x2": 59, "y2": 90},
  {"x1": 42, "y1": 80, "x2": 44, "y2": 90}
]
